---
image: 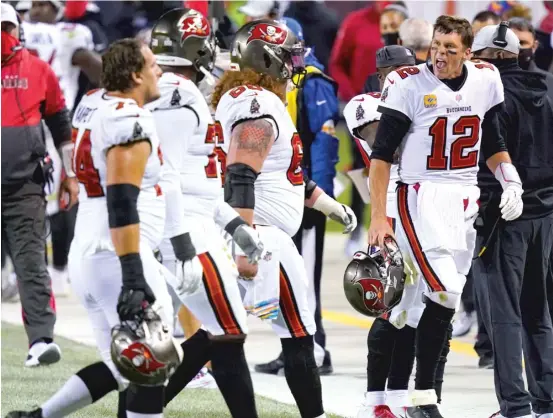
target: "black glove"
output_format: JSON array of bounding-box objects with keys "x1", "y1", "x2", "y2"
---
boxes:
[
  {"x1": 116, "y1": 254, "x2": 156, "y2": 321},
  {"x1": 117, "y1": 287, "x2": 156, "y2": 321}
]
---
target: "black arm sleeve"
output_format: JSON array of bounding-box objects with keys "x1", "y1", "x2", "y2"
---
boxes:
[
  {"x1": 481, "y1": 102, "x2": 508, "y2": 160},
  {"x1": 303, "y1": 172, "x2": 317, "y2": 199},
  {"x1": 44, "y1": 107, "x2": 72, "y2": 149},
  {"x1": 370, "y1": 110, "x2": 412, "y2": 163}
]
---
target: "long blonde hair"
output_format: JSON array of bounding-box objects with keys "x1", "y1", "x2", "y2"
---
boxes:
[{"x1": 211, "y1": 68, "x2": 286, "y2": 109}]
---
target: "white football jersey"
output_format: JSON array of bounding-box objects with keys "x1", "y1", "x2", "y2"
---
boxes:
[
  {"x1": 344, "y1": 91, "x2": 400, "y2": 198},
  {"x1": 379, "y1": 61, "x2": 504, "y2": 185},
  {"x1": 71, "y1": 89, "x2": 165, "y2": 255},
  {"x1": 216, "y1": 85, "x2": 305, "y2": 237},
  {"x1": 146, "y1": 72, "x2": 225, "y2": 245},
  {"x1": 22, "y1": 21, "x2": 94, "y2": 110}
]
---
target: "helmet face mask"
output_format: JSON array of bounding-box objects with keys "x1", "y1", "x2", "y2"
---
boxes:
[
  {"x1": 230, "y1": 19, "x2": 306, "y2": 85},
  {"x1": 343, "y1": 237, "x2": 406, "y2": 317}
]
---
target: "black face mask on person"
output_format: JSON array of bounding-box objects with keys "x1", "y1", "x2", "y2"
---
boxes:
[
  {"x1": 518, "y1": 48, "x2": 534, "y2": 70},
  {"x1": 382, "y1": 32, "x2": 400, "y2": 46}
]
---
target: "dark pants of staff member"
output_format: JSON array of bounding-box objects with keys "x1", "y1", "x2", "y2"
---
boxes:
[
  {"x1": 473, "y1": 211, "x2": 553, "y2": 418},
  {"x1": 1, "y1": 177, "x2": 56, "y2": 346}
]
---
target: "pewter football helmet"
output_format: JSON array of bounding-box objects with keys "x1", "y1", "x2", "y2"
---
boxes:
[
  {"x1": 230, "y1": 19, "x2": 306, "y2": 83},
  {"x1": 111, "y1": 307, "x2": 183, "y2": 386},
  {"x1": 343, "y1": 237, "x2": 406, "y2": 317}
]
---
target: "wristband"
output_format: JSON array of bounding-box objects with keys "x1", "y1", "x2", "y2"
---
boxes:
[
  {"x1": 225, "y1": 216, "x2": 247, "y2": 236},
  {"x1": 59, "y1": 142, "x2": 76, "y2": 177},
  {"x1": 170, "y1": 232, "x2": 196, "y2": 262},
  {"x1": 312, "y1": 192, "x2": 342, "y2": 217},
  {"x1": 494, "y1": 162, "x2": 522, "y2": 190},
  {"x1": 119, "y1": 253, "x2": 146, "y2": 288}
]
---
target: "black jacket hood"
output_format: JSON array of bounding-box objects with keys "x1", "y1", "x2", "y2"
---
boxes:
[{"x1": 498, "y1": 61, "x2": 548, "y2": 109}]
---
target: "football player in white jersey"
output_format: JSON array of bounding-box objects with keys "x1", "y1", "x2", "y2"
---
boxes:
[
  {"x1": 145, "y1": 9, "x2": 265, "y2": 417},
  {"x1": 26, "y1": 1, "x2": 101, "y2": 108},
  {"x1": 6, "y1": 39, "x2": 182, "y2": 418},
  {"x1": 211, "y1": 20, "x2": 356, "y2": 418},
  {"x1": 368, "y1": 16, "x2": 523, "y2": 418},
  {"x1": 22, "y1": 1, "x2": 102, "y2": 295},
  {"x1": 345, "y1": 45, "x2": 454, "y2": 418}
]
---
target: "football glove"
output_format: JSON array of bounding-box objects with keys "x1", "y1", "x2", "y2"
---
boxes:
[
  {"x1": 329, "y1": 204, "x2": 358, "y2": 234},
  {"x1": 312, "y1": 192, "x2": 358, "y2": 234},
  {"x1": 117, "y1": 286, "x2": 156, "y2": 322},
  {"x1": 500, "y1": 184, "x2": 523, "y2": 221},
  {"x1": 232, "y1": 224, "x2": 264, "y2": 264},
  {"x1": 494, "y1": 162, "x2": 524, "y2": 221},
  {"x1": 175, "y1": 256, "x2": 204, "y2": 297}
]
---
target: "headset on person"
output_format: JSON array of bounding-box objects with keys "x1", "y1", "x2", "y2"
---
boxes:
[{"x1": 493, "y1": 21, "x2": 510, "y2": 48}]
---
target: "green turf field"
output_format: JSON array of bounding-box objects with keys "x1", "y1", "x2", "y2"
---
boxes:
[{"x1": 1, "y1": 323, "x2": 341, "y2": 417}]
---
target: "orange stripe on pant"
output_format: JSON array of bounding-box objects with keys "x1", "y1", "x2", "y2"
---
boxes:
[
  {"x1": 397, "y1": 184, "x2": 446, "y2": 292},
  {"x1": 279, "y1": 264, "x2": 308, "y2": 338},
  {"x1": 354, "y1": 138, "x2": 371, "y2": 168},
  {"x1": 198, "y1": 252, "x2": 242, "y2": 335}
]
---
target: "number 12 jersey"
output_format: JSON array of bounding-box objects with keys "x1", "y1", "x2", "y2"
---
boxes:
[{"x1": 378, "y1": 60, "x2": 504, "y2": 185}]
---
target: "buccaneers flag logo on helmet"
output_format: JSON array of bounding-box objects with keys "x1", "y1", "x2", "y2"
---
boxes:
[
  {"x1": 121, "y1": 342, "x2": 166, "y2": 376},
  {"x1": 246, "y1": 23, "x2": 287, "y2": 45},
  {"x1": 178, "y1": 13, "x2": 210, "y2": 44}
]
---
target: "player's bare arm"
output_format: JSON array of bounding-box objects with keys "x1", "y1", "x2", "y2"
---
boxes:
[
  {"x1": 358, "y1": 123, "x2": 379, "y2": 148},
  {"x1": 106, "y1": 139, "x2": 156, "y2": 319},
  {"x1": 72, "y1": 49, "x2": 102, "y2": 84},
  {"x1": 106, "y1": 140, "x2": 151, "y2": 255},
  {"x1": 225, "y1": 118, "x2": 274, "y2": 278},
  {"x1": 226, "y1": 118, "x2": 275, "y2": 224},
  {"x1": 368, "y1": 109, "x2": 411, "y2": 246}
]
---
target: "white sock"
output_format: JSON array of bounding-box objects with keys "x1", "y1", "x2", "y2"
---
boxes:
[
  {"x1": 363, "y1": 391, "x2": 386, "y2": 406},
  {"x1": 386, "y1": 389, "x2": 410, "y2": 407},
  {"x1": 127, "y1": 413, "x2": 163, "y2": 418},
  {"x1": 314, "y1": 414, "x2": 326, "y2": 418},
  {"x1": 42, "y1": 375, "x2": 93, "y2": 418}
]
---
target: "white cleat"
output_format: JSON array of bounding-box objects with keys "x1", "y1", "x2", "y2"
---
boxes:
[
  {"x1": 25, "y1": 342, "x2": 61, "y2": 367},
  {"x1": 185, "y1": 367, "x2": 217, "y2": 389},
  {"x1": 452, "y1": 311, "x2": 475, "y2": 337}
]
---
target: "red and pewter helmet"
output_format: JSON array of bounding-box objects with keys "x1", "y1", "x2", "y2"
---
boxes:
[
  {"x1": 111, "y1": 307, "x2": 183, "y2": 386},
  {"x1": 230, "y1": 19, "x2": 306, "y2": 85},
  {"x1": 150, "y1": 8, "x2": 215, "y2": 79},
  {"x1": 343, "y1": 237, "x2": 406, "y2": 317}
]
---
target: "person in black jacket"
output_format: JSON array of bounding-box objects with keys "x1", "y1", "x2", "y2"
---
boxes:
[
  {"x1": 472, "y1": 23, "x2": 553, "y2": 418},
  {"x1": 509, "y1": 17, "x2": 553, "y2": 104}
]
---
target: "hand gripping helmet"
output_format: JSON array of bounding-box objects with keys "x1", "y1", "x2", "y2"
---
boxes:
[
  {"x1": 150, "y1": 8, "x2": 215, "y2": 80},
  {"x1": 111, "y1": 307, "x2": 183, "y2": 386},
  {"x1": 230, "y1": 19, "x2": 306, "y2": 85},
  {"x1": 343, "y1": 237, "x2": 406, "y2": 317}
]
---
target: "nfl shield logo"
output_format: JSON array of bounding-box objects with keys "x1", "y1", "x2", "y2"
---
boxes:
[{"x1": 455, "y1": 94, "x2": 462, "y2": 102}]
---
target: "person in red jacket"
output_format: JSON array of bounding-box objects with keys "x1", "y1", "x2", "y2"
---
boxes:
[
  {"x1": 329, "y1": 2, "x2": 392, "y2": 101},
  {"x1": 1, "y1": 2, "x2": 78, "y2": 367}
]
